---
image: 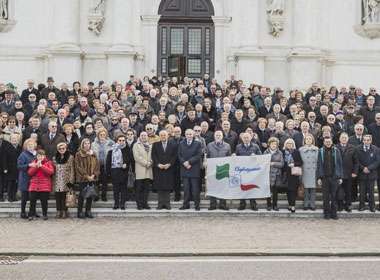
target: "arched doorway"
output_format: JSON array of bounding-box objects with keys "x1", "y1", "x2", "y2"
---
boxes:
[{"x1": 157, "y1": 0, "x2": 215, "y2": 79}]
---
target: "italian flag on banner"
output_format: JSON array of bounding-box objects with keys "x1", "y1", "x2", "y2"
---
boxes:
[{"x1": 206, "y1": 154, "x2": 271, "y2": 199}]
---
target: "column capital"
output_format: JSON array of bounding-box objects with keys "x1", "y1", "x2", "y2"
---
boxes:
[
  {"x1": 212, "y1": 16, "x2": 232, "y2": 27},
  {"x1": 140, "y1": 15, "x2": 161, "y2": 26}
]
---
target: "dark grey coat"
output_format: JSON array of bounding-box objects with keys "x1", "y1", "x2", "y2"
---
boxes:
[
  {"x1": 178, "y1": 140, "x2": 202, "y2": 178},
  {"x1": 264, "y1": 149, "x2": 284, "y2": 187}
]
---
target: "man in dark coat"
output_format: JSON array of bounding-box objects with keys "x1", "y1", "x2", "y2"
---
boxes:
[
  {"x1": 20, "y1": 80, "x2": 40, "y2": 104},
  {"x1": 152, "y1": 130, "x2": 178, "y2": 210},
  {"x1": 0, "y1": 135, "x2": 12, "y2": 201},
  {"x1": 106, "y1": 135, "x2": 131, "y2": 210},
  {"x1": 235, "y1": 132, "x2": 262, "y2": 211},
  {"x1": 178, "y1": 129, "x2": 202, "y2": 211},
  {"x1": 354, "y1": 134, "x2": 380, "y2": 212},
  {"x1": 317, "y1": 137, "x2": 343, "y2": 220},
  {"x1": 40, "y1": 77, "x2": 59, "y2": 100},
  {"x1": 336, "y1": 133, "x2": 356, "y2": 212},
  {"x1": 368, "y1": 113, "x2": 380, "y2": 206},
  {"x1": 206, "y1": 130, "x2": 231, "y2": 210},
  {"x1": 39, "y1": 121, "x2": 65, "y2": 160},
  {"x1": 0, "y1": 90, "x2": 15, "y2": 114},
  {"x1": 171, "y1": 126, "x2": 184, "y2": 201}
]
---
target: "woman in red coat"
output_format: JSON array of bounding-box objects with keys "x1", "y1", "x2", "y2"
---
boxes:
[{"x1": 27, "y1": 149, "x2": 55, "y2": 220}]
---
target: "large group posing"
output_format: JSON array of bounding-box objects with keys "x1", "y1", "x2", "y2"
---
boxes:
[{"x1": 0, "y1": 75, "x2": 379, "y2": 221}]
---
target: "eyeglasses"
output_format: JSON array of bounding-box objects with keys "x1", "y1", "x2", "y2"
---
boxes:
[
  {"x1": 58, "y1": 147, "x2": 66, "y2": 151},
  {"x1": 146, "y1": 128, "x2": 153, "y2": 131},
  {"x1": 118, "y1": 139, "x2": 126, "y2": 142}
]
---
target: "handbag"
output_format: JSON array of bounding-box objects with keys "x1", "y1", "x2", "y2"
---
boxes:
[
  {"x1": 291, "y1": 166, "x2": 302, "y2": 176},
  {"x1": 297, "y1": 184, "x2": 305, "y2": 200},
  {"x1": 81, "y1": 183, "x2": 97, "y2": 199},
  {"x1": 66, "y1": 189, "x2": 77, "y2": 208},
  {"x1": 127, "y1": 166, "x2": 135, "y2": 189}
]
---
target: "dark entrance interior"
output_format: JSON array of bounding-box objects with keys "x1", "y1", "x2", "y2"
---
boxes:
[{"x1": 157, "y1": 0, "x2": 215, "y2": 79}]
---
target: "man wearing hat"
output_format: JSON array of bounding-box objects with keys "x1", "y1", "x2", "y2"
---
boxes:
[
  {"x1": 129, "y1": 112, "x2": 143, "y2": 136},
  {"x1": 0, "y1": 90, "x2": 15, "y2": 115},
  {"x1": 41, "y1": 77, "x2": 59, "y2": 100}
]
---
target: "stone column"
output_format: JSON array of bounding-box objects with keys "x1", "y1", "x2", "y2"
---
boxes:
[
  {"x1": 106, "y1": 0, "x2": 136, "y2": 83},
  {"x1": 47, "y1": 0, "x2": 81, "y2": 84},
  {"x1": 288, "y1": 0, "x2": 322, "y2": 89},
  {"x1": 140, "y1": 15, "x2": 160, "y2": 77},
  {"x1": 213, "y1": 16, "x2": 232, "y2": 82}
]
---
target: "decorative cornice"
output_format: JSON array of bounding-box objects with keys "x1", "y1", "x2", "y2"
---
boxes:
[
  {"x1": 140, "y1": 15, "x2": 161, "y2": 26},
  {"x1": 212, "y1": 16, "x2": 232, "y2": 26}
]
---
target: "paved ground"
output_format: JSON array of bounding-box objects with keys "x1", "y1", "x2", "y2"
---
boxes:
[
  {"x1": 1, "y1": 256, "x2": 380, "y2": 280},
  {"x1": 1, "y1": 217, "x2": 380, "y2": 255}
]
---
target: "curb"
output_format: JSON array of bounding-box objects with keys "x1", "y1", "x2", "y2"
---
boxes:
[{"x1": 2, "y1": 251, "x2": 380, "y2": 257}]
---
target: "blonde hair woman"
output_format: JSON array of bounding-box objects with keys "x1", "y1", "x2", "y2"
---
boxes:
[
  {"x1": 283, "y1": 138, "x2": 303, "y2": 213},
  {"x1": 299, "y1": 134, "x2": 319, "y2": 210}
]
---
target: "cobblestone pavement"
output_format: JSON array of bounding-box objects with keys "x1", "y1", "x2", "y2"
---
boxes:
[{"x1": 1, "y1": 217, "x2": 380, "y2": 255}]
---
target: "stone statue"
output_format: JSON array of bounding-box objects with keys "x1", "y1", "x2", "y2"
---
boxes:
[
  {"x1": 90, "y1": 0, "x2": 106, "y2": 15},
  {"x1": 267, "y1": 0, "x2": 285, "y2": 16},
  {"x1": 363, "y1": 0, "x2": 380, "y2": 24},
  {"x1": 0, "y1": 0, "x2": 8, "y2": 20},
  {"x1": 88, "y1": 0, "x2": 107, "y2": 36}
]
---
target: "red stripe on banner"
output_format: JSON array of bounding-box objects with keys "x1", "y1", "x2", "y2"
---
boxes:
[{"x1": 240, "y1": 184, "x2": 260, "y2": 191}]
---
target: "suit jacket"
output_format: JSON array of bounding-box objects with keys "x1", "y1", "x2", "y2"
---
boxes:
[
  {"x1": 348, "y1": 135, "x2": 363, "y2": 147},
  {"x1": 178, "y1": 140, "x2": 202, "y2": 178},
  {"x1": 39, "y1": 133, "x2": 66, "y2": 160},
  {"x1": 336, "y1": 143, "x2": 356, "y2": 179},
  {"x1": 368, "y1": 123, "x2": 380, "y2": 148},
  {"x1": 151, "y1": 140, "x2": 178, "y2": 190},
  {"x1": 354, "y1": 145, "x2": 380, "y2": 181}
]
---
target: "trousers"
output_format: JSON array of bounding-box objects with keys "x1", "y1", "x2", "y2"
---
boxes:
[
  {"x1": 182, "y1": 177, "x2": 200, "y2": 208},
  {"x1": 29, "y1": 191, "x2": 49, "y2": 217},
  {"x1": 322, "y1": 177, "x2": 338, "y2": 218}
]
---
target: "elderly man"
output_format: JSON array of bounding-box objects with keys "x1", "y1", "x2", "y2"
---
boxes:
[
  {"x1": 152, "y1": 130, "x2": 178, "y2": 210},
  {"x1": 39, "y1": 121, "x2": 65, "y2": 159},
  {"x1": 354, "y1": 135, "x2": 380, "y2": 212},
  {"x1": 206, "y1": 130, "x2": 232, "y2": 210},
  {"x1": 178, "y1": 129, "x2": 203, "y2": 211},
  {"x1": 235, "y1": 132, "x2": 262, "y2": 211}
]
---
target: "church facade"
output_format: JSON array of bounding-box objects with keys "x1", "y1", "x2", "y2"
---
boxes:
[{"x1": 0, "y1": 0, "x2": 380, "y2": 91}]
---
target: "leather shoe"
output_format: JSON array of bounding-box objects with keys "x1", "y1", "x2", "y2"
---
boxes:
[
  {"x1": 77, "y1": 212, "x2": 85, "y2": 219},
  {"x1": 208, "y1": 206, "x2": 217, "y2": 211},
  {"x1": 179, "y1": 206, "x2": 190, "y2": 210},
  {"x1": 85, "y1": 212, "x2": 94, "y2": 219},
  {"x1": 195, "y1": 206, "x2": 200, "y2": 211}
]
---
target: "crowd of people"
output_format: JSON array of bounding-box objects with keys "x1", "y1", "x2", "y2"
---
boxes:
[{"x1": 0, "y1": 75, "x2": 379, "y2": 221}]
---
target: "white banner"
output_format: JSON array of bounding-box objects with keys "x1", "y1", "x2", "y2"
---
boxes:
[{"x1": 206, "y1": 154, "x2": 271, "y2": 199}]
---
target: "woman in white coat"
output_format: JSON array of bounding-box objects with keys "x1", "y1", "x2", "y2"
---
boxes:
[
  {"x1": 133, "y1": 131, "x2": 153, "y2": 210},
  {"x1": 299, "y1": 134, "x2": 319, "y2": 210}
]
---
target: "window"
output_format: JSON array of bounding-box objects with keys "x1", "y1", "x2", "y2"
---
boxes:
[
  {"x1": 188, "y1": 29, "x2": 202, "y2": 55},
  {"x1": 170, "y1": 28, "x2": 184, "y2": 55},
  {"x1": 188, "y1": 59, "x2": 202, "y2": 74}
]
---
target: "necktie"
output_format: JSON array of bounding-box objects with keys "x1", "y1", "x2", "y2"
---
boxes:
[
  {"x1": 163, "y1": 142, "x2": 167, "y2": 152},
  {"x1": 187, "y1": 141, "x2": 191, "y2": 146}
]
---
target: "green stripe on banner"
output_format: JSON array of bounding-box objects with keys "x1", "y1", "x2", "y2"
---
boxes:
[{"x1": 216, "y1": 163, "x2": 230, "y2": 180}]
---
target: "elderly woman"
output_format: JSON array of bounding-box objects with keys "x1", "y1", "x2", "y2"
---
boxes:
[
  {"x1": 283, "y1": 138, "x2": 303, "y2": 213},
  {"x1": 75, "y1": 138, "x2": 100, "y2": 219},
  {"x1": 62, "y1": 123, "x2": 80, "y2": 155},
  {"x1": 53, "y1": 142, "x2": 75, "y2": 219},
  {"x1": 264, "y1": 137, "x2": 284, "y2": 211},
  {"x1": 27, "y1": 149, "x2": 55, "y2": 221},
  {"x1": 17, "y1": 138, "x2": 37, "y2": 219},
  {"x1": 133, "y1": 131, "x2": 153, "y2": 210},
  {"x1": 92, "y1": 128, "x2": 114, "y2": 201},
  {"x1": 299, "y1": 134, "x2": 319, "y2": 210},
  {"x1": 2, "y1": 116, "x2": 22, "y2": 143}
]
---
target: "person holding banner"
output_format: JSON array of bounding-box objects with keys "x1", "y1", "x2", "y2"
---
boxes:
[
  {"x1": 283, "y1": 138, "x2": 303, "y2": 213},
  {"x1": 264, "y1": 137, "x2": 284, "y2": 211},
  {"x1": 235, "y1": 132, "x2": 262, "y2": 210},
  {"x1": 179, "y1": 129, "x2": 203, "y2": 211},
  {"x1": 206, "y1": 130, "x2": 232, "y2": 210}
]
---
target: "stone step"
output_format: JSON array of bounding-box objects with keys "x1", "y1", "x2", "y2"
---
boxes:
[{"x1": 0, "y1": 207, "x2": 379, "y2": 219}]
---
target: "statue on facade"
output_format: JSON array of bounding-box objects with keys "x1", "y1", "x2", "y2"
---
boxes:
[
  {"x1": 266, "y1": 0, "x2": 285, "y2": 16},
  {"x1": 363, "y1": 0, "x2": 380, "y2": 24},
  {"x1": 266, "y1": 0, "x2": 285, "y2": 37},
  {"x1": 88, "y1": 0, "x2": 107, "y2": 36},
  {"x1": 0, "y1": 0, "x2": 8, "y2": 20}
]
